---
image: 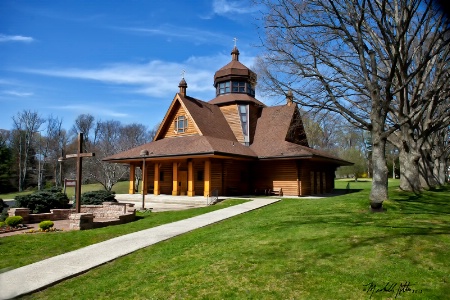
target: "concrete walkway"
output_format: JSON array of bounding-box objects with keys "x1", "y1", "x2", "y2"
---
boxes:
[{"x1": 0, "y1": 198, "x2": 279, "y2": 300}]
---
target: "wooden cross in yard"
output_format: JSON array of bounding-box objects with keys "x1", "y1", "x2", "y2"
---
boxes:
[{"x1": 65, "y1": 133, "x2": 95, "y2": 213}]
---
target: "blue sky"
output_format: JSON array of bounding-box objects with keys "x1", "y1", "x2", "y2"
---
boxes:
[{"x1": 0, "y1": 0, "x2": 278, "y2": 131}]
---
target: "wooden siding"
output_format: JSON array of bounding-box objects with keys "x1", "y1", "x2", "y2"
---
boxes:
[
  {"x1": 161, "y1": 102, "x2": 198, "y2": 139},
  {"x1": 297, "y1": 160, "x2": 311, "y2": 196},
  {"x1": 211, "y1": 159, "x2": 223, "y2": 195},
  {"x1": 194, "y1": 160, "x2": 204, "y2": 196},
  {"x1": 252, "y1": 160, "x2": 298, "y2": 196},
  {"x1": 220, "y1": 104, "x2": 244, "y2": 144},
  {"x1": 298, "y1": 161, "x2": 337, "y2": 195},
  {"x1": 222, "y1": 160, "x2": 250, "y2": 195},
  {"x1": 158, "y1": 163, "x2": 173, "y2": 194}
]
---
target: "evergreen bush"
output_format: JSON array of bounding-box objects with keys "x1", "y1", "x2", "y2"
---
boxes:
[
  {"x1": 5, "y1": 216, "x2": 23, "y2": 227},
  {"x1": 0, "y1": 198, "x2": 9, "y2": 221},
  {"x1": 15, "y1": 188, "x2": 70, "y2": 214},
  {"x1": 81, "y1": 190, "x2": 117, "y2": 205},
  {"x1": 39, "y1": 220, "x2": 54, "y2": 230}
]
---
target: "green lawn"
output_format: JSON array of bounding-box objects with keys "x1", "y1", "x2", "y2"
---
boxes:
[
  {"x1": 0, "y1": 181, "x2": 130, "y2": 200},
  {"x1": 2, "y1": 181, "x2": 450, "y2": 299}
]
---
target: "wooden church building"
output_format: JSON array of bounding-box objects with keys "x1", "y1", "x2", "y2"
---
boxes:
[{"x1": 104, "y1": 47, "x2": 351, "y2": 197}]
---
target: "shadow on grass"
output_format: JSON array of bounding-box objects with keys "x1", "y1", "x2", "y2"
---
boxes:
[{"x1": 256, "y1": 187, "x2": 450, "y2": 262}]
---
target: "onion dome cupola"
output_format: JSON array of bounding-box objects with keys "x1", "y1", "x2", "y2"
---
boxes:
[
  {"x1": 178, "y1": 77, "x2": 187, "y2": 97},
  {"x1": 213, "y1": 46, "x2": 257, "y2": 97}
]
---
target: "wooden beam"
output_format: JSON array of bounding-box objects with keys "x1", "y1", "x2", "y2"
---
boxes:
[
  {"x1": 204, "y1": 160, "x2": 211, "y2": 197},
  {"x1": 129, "y1": 164, "x2": 135, "y2": 194},
  {"x1": 187, "y1": 160, "x2": 195, "y2": 196},
  {"x1": 154, "y1": 163, "x2": 160, "y2": 195},
  {"x1": 141, "y1": 160, "x2": 148, "y2": 195},
  {"x1": 172, "y1": 162, "x2": 179, "y2": 196},
  {"x1": 64, "y1": 133, "x2": 94, "y2": 213}
]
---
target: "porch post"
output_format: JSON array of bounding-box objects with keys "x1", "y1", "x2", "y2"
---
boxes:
[
  {"x1": 204, "y1": 160, "x2": 211, "y2": 197},
  {"x1": 141, "y1": 161, "x2": 147, "y2": 195},
  {"x1": 154, "y1": 163, "x2": 160, "y2": 195},
  {"x1": 129, "y1": 164, "x2": 135, "y2": 194},
  {"x1": 172, "y1": 162, "x2": 179, "y2": 196},
  {"x1": 187, "y1": 160, "x2": 195, "y2": 196}
]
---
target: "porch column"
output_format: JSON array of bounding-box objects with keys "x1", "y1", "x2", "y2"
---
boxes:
[
  {"x1": 129, "y1": 164, "x2": 135, "y2": 194},
  {"x1": 154, "y1": 163, "x2": 160, "y2": 195},
  {"x1": 172, "y1": 162, "x2": 179, "y2": 196},
  {"x1": 204, "y1": 160, "x2": 211, "y2": 197},
  {"x1": 141, "y1": 161, "x2": 148, "y2": 195},
  {"x1": 187, "y1": 160, "x2": 195, "y2": 196}
]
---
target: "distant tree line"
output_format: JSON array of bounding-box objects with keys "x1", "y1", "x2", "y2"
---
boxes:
[{"x1": 0, "y1": 110, "x2": 157, "y2": 193}]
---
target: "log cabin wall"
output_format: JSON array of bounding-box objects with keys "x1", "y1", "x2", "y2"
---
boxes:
[
  {"x1": 194, "y1": 159, "x2": 205, "y2": 196},
  {"x1": 222, "y1": 159, "x2": 250, "y2": 195},
  {"x1": 144, "y1": 162, "x2": 155, "y2": 193},
  {"x1": 219, "y1": 104, "x2": 244, "y2": 144},
  {"x1": 159, "y1": 162, "x2": 173, "y2": 194},
  {"x1": 299, "y1": 161, "x2": 337, "y2": 195},
  {"x1": 252, "y1": 160, "x2": 299, "y2": 196},
  {"x1": 211, "y1": 159, "x2": 223, "y2": 195},
  {"x1": 297, "y1": 160, "x2": 312, "y2": 196}
]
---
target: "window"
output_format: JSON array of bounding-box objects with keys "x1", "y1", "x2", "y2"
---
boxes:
[
  {"x1": 159, "y1": 171, "x2": 164, "y2": 181},
  {"x1": 218, "y1": 81, "x2": 230, "y2": 94},
  {"x1": 247, "y1": 84, "x2": 255, "y2": 96},
  {"x1": 232, "y1": 81, "x2": 246, "y2": 92},
  {"x1": 217, "y1": 80, "x2": 256, "y2": 96},
  {"x1": 238, "y1": 104, "x2": 249, "y2": 139},
  {"x1": 174, "y1": 116, "x2": 188, "y2": 133},
  {"x1": 197, "y1": 170, "x2": 204, "y2": 181}
]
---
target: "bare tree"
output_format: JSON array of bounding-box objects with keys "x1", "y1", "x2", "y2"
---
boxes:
[
  {"x1": 257, "y1": 0, "x2": 449, "y2": 209},
  {"x1": 35, "y1": 116, "x2": 64, "y2": 190},
  {"x1": 12, "y1": 110, "x2": 44, "y2": 191}
]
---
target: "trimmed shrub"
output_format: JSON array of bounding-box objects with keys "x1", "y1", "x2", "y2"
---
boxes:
[
  {"x1": 15, "y1": 188, "x2": 70, "y2": 214},
  {"x1": 39, "y1": 220, "x2": 54, "y2": 230},
  {"x1": 0, "y1": 221, "x2": 5, "y2": 227},
  {"x1": 5, "y1": 216, "x2": 23, "y2": 227},
  {"x1": 81, "y1": 190, "x2": 117, "y2": 205}
]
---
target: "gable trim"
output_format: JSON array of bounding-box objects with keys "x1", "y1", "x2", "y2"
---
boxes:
[{"x1": 154, "y1": 93, "x2": 203, "y2": 141}]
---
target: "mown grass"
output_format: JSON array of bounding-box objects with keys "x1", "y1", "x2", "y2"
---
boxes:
[
  {"x1": 0, "y1": 181, "x2": 130, "y2": 200},
  {"x1": 4, "y1": 181, "x2": 450, "y2": 299},
  {"x1": 0, "y1": 199, "x2": 246, "y2": 270}
]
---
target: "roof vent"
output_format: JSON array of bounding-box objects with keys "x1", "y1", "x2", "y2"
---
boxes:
[{"x1": 140, "y1": 149, "x2": 149, "y2": 156}]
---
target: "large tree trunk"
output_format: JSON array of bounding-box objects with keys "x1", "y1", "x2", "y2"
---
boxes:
[
  {"x1": 399, "y1": 147, "x2": 421, "y2": 192},
  {"x1": 418, "y1": 144, "x2": 439, "y2": 189},
  {"x1": 434, "y1": 158, "x2": 444, "y2": 186},
  {"x1": 369, "y1": 131, "x2": 388, "y2": 210}
]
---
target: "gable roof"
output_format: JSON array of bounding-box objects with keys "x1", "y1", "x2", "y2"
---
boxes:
[
  {"x1": 105, "y1": 100, "x2": 351, "y2": 166},
  {"x1": 250, "y1": 105, "x2": 351, "y2": 165},
  {"x1": 180, "y1": 95, "x2": 237, "y2": 140},
  {"x1": 154, "y1": 94, "x2": 236, "y2": 141},
  {"x1": 103, "y1": 135, "x2": 256, "y2": 162}
]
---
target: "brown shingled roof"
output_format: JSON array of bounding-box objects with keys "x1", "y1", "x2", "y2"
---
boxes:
[
  {"x1": 250, "y1": 105, "x2": 351, "y2": 165},
  {"x1": 103, "y1": 135, "x2": 256, "y2": 162},
  {"x1": 208, "y1": 93, "x2": 266, "y2": 106},
  {"x1": 180, "y1": 95, "x2": 237, "y2": 140}
]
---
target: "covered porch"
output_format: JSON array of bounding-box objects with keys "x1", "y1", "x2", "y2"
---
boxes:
[{"x1": 127, "y1": 156, "x2": 252, "y2": 198}]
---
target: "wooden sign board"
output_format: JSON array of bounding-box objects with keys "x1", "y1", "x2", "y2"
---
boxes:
[{"x1": 65, "y1": 179, "x2": 77, "y2": 187}]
